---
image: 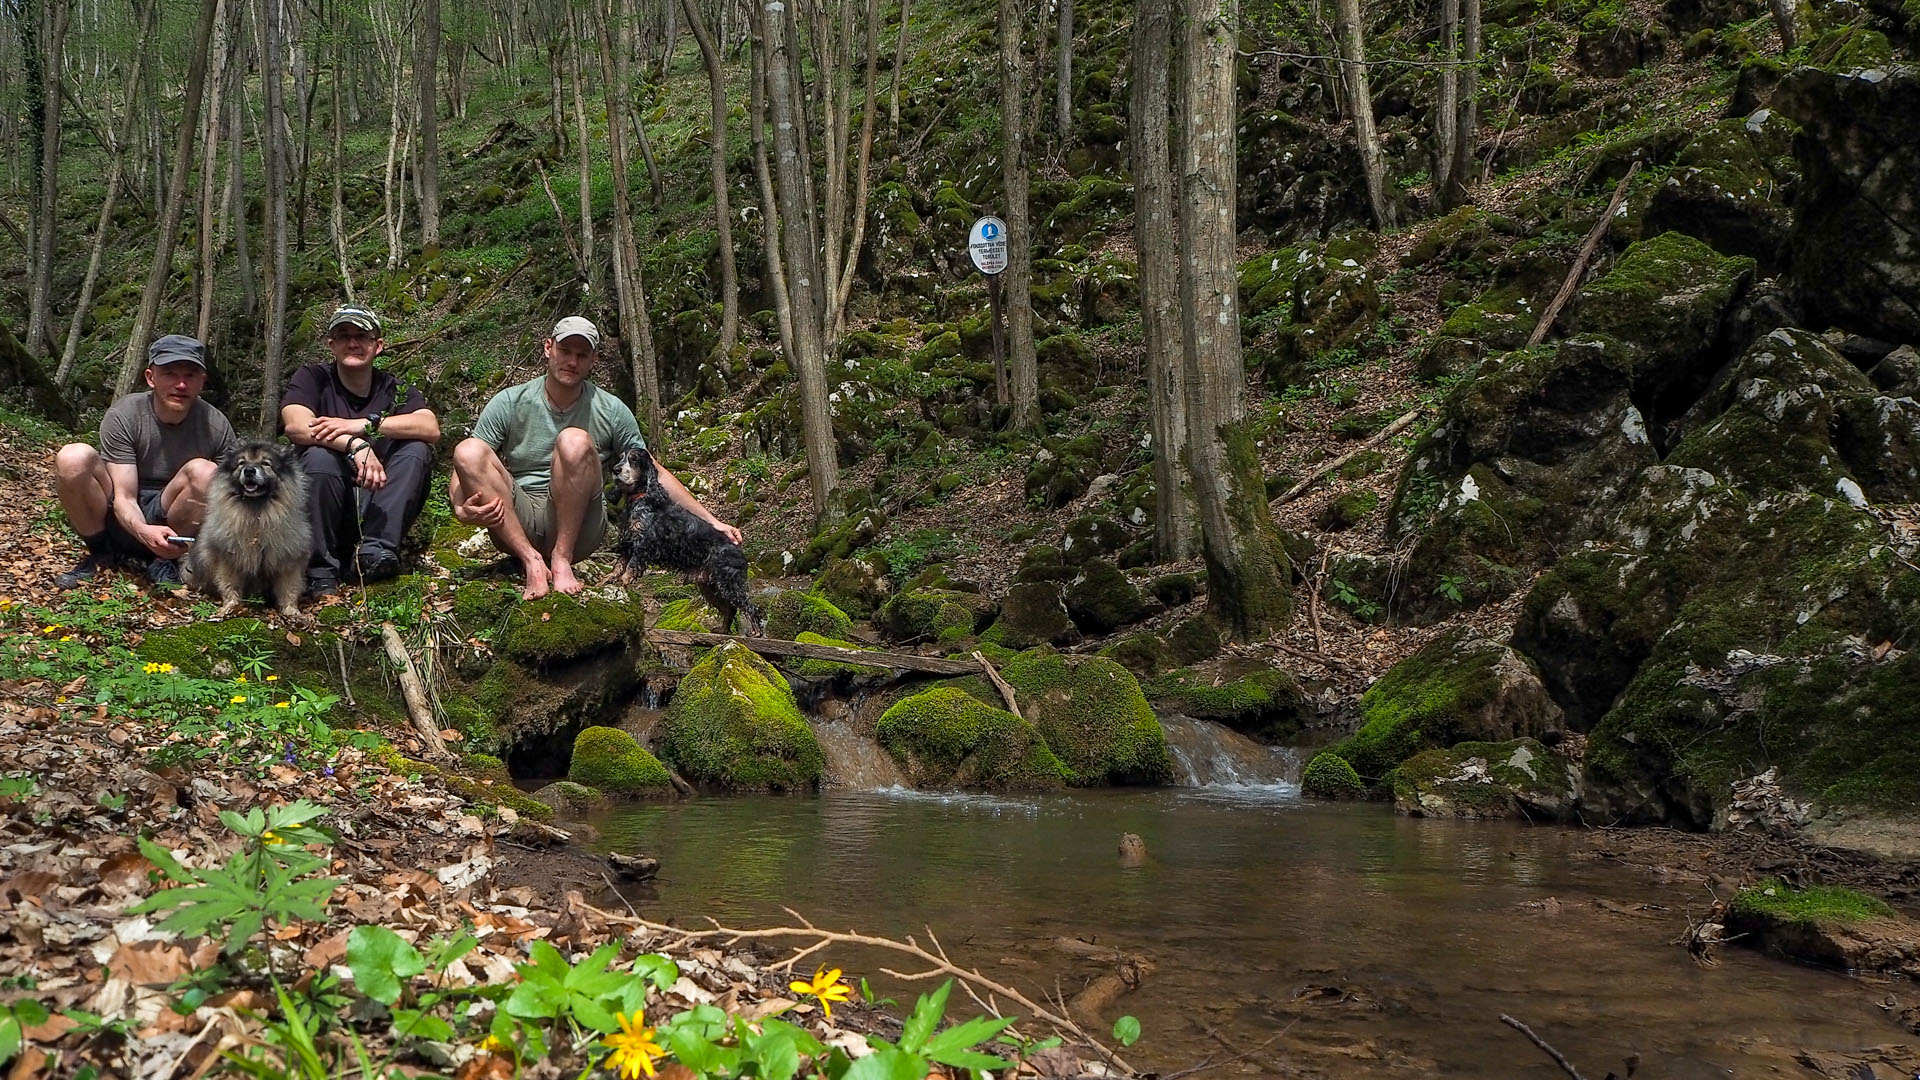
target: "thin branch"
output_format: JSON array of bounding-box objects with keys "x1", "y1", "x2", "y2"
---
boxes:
[{"x1": 1498, "y1": 1015, "x2": 1590, "y2": 1080}]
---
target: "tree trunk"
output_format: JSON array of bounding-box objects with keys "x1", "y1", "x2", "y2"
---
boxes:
[
  {"x1": 1443, "y1": 0, "x2": 1479, "y2": 205},
  {"x1": 682, "y1": 0, "x2": 739, "y2": 353},
  {"x1": 567, "y1": 3, "x2": 602, "y2": 308},
  {"x1": 660, "y1": 0, "x2": 680, "y2": 76},
  {"x1": 1176, "y1": 0, "x2": 1290, "y2": 638},
  {"x1": 113, "y1": 0, "x2": 221, "y2": 398},
  {"x1": 1054, "y1": 0, "x2": 1072, "y2": 146},
  {"x1": 1000, "y1": 0, "x2": 1039, "y2": 431},
  {"x1": 26, "y1": 0, "x2": 71, "y2": 358},
  {"x1": 764, "y1": 0, "x2": 840, "y2": 522},
  {"x1": 749, "y1": 1, "x2": 797, "y2": 358},
  {"x1": 887, "y1": 0, "x2": 909, "y2": 154},
  {"x1": 1771, "y1": 0, "x2": 1800, "y2": 51},
  {"x1": 548, "y1": 38, "x2": 568, "y2": 152},
  {"x1": 260, "y1": 0, "x2": 291, "y2": 430},
  {"x1": 381, "y1": 0, "x2": 413, "y2": 271},
  {"x1": 228, "y1": 75, "x2": 256, "y2": 317},
  {"x1": 330, "y1": 10, "x2": 355, "y2": 302},
  {"x1": 194, "y1": 0, "x2": 233, "y2": 341},
  {"x1": 594, "y1": 0, "x2": 665, "y2": 441},
  {"x1": 291, "y1": 17, "x2": 313, "y2": 250},
  {"x1": 1332, "y1": 0, "x2": 1392, "y2": 229},
  {"x1": 1130, "y1": 0, "x2": 1191, "y2": 562},
  {"x1": 828, "y1": 0, "x2": 880, "y2": 340},
  {"x1": 1432, "y1": 0, "x2": 1458, "y2": 199},
  {"x1": 59, "y1": 0, "x2": 156, "y2": 385},
  {"x1": 415, "y1": 0, "x2": 441, "y2": 249}
]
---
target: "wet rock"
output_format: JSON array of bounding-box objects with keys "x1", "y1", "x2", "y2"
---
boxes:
[
  {"x1": 997, "y1": 649, "x2": 1171, "y2": 785},
  {"x1": 1062, "y1": 559, "x2": 1147, "y2": 634},
  {"x1": 529, "y1": 781, "x2": 603, "y2": 816},
  {"x1": 1118, "y1": 833, "x2": 1146, "y2": 866},
  {"x1": 607, "y1": 852, "x2": 660, "y2": 882},
  {"x1": 876, "y1": 686, "x2": 1070, "y2": 790},
  {"x1": 1389, "y1": 739, "x2": 1579, "y2": 820},
  {"x1": 656, "y1": 642, "x2": 823, "y2": 791},
  {"x1": 1301, "y1": 751, "x2": 1367, "y2": 799},
  {"x1": 567, "y1": 727, "x2": 671, "y2": 796},
  {"x1": 1777, "y1": 65, "x2": 1920, "y2": 343},
  {"x1": 1141, "y1": 663, "x2": 1308, "y2": 743}
]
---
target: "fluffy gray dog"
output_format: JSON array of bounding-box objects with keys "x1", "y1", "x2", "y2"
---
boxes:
[{"x1": 185, "y1": 441, "x2": 313, "y2": 620}]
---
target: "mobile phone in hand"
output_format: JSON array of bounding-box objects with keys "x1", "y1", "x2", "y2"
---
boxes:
[{"x1": 166, "y1": 536, "x2": 196, "y2": 545}]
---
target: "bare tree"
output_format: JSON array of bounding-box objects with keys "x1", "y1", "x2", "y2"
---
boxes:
[
  {"x1": 1332, "y1": 0, "x2": 1393, "y2": 228},
  {"x1": 567, "y1": 2, "x2": 602, "y2": 307},
  {"x1": 748, "y1": 1, "x2": 796, "y2": 357},
  {"x1": 1432, "y1": 0, "x2": 1457, "y2": 198},
  {"x1": 259, "y1": 0, "x2": 292, "y2": 427},
  {"x1": 415, "y1": 0, "x2": 441, "y2": 248},
  {"x1": 1000, "y1": 0, "x2": 1039, "y2": 431},
  {"x1": 195, "y1": 0, "x2": 235, "y2": 339},
  {"x1": 1441, "y1": 0, "x2": 1478, "y2": 207},
  {"x1": 329, "y1": 0, "x2": 355, "y2": 300},
  {"x1": 826, "y1": 0, "x2": 880, "y2": 340},
  {"x1": 1177, "y1": 0, "x2": 1290, "y2": 637},
  {"x1": 1054, "y1": 0, "x2": 1071, "y2": 145},
  {"x1": 25, "y1": 0, "x2": 70, "y2": 357},
  {"x1": 1771, "y1": 0, "x2": 1800, "y2": 52},
  {"x1": 593, "y1": 0, "x2": 664, "y2": 440},
  {"x1": 113, "y1": 0, "x2": 222, "y2": 398},
  {"x1": 58, "y1": 0, "x2": 156, "y2": 385},
  {"x1": 1130, "y1": 0, "x2": 1191, "y2": 562},
  {"x1": 227, "y1": 71, "x2": 257, "y2": 316},
  {"x1": 682, "y1": 0, "x2": 739, "y2": 353},
  {"x1": 887, "y1": 0, "x2": 909, "y2": 152}
]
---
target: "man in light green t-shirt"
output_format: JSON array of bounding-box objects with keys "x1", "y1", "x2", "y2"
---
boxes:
[{"x1": 450, "y1": 316, "x2": 742, "y2": 599}]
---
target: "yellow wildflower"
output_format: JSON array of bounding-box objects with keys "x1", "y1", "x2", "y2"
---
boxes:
[
  {"x1": 42, "y1": 625, "x2": 57, "y2": 635},
  {"x1": 274, "y1": 701, "x2": 291, "y2": 709},
  {"x1": 478, "y1": 1034, "x2": 512, "y2": 1056},
  {"x1": 789, "y1": 966, "x2": 854, "y2": 1021},
  {"x1": 142, "y1": 662, "x2": 159, "y2": 674},
  {"x1": 601, "y1": 1012, "x2": 665, "y2": 1079},
  {"x1": 157, "y1": 663, "x2": 174, "y2": 674},
  {"x1": 236, "y1": 675, "x2": 248, "y2": 684},
  {"x1": 230, "y1": 696, "x2": 247, "y2": 704},
  {"x1": 59, "y1": 635, "x2": 71, "y2": 642},
  {"x1": 262, "y1": 830, "x2": 287, "y2": 845},
  {"x1": 265, "y1": 675, "x2": 279, "y2": 682}
]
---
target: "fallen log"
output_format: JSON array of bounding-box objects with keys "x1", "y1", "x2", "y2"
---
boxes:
[
  {"x1": 380, "y1": 622, "x2": 454, "y2": 763},
  {"x1": 644, "y1": 629, "x2": 981, "y2": 675},
  {"x1": 1268, "y1": 407, "x2": 1423, "y2": 507},
  {"x1": 1067, "y1": 955, "x2": 1154, "y2": 1025}
]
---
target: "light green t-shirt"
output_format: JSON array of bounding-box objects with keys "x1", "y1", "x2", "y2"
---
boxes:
[{"x1": 471, "y1": 376, "x2": 646, "y2": 493}]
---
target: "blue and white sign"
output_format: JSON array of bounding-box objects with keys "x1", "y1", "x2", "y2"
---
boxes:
[{"x1": 968, "y1": 215, "x2": 1009, "y2": 275}]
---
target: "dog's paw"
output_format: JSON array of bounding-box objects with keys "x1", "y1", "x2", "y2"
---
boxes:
[
  {"x1": 279, "y1": 607, "x2": 313, "y2": 627},
  {"x1": 215, "y1": 602, "x2": 244, "y2": 619}
]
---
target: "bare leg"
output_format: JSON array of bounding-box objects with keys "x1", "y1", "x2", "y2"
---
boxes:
[
  {"x1": 450, "y1": 437, "x2": 551, "y2": 600},
  {"x1": 160, "y1": 458, "x2": 219, "y2": 537},
  {"x1": 546, "y1": 427, "x2": 600, "y2": 596},
  {"x1": 53, "y1": 444, "x2": 112, "y2": 536}
]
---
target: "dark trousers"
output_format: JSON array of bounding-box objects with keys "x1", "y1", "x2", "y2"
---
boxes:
[{"x1": 301, "y1": 441, "x2": 433, "y2": 581}]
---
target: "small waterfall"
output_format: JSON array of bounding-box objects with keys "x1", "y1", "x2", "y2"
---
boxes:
[
  {"x1": 809, "y1": 720, "x2": 907, "y2": 790},
  {"x1": 1160, "y1": 714, "x2": 1300, "y2": 788}
]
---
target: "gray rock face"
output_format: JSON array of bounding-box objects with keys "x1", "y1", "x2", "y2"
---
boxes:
[
  {"x1": 1778, "y1": 66, "x2": 1920, "y2": 342},
  {"x1": 1643, "y1": 111, "x2": 1797, "y2": 272}
]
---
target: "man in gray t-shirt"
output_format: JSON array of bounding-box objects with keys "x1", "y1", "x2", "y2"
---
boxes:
[
  {"x1": 450, "y1": 316, "x2": 740, "y2": 600},
  {"x1": 53, "y1": 335, "x2": 238, "y2": 588}
]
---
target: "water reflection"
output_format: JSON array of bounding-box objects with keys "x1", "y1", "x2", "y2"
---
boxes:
[{"x1": 588, "y1": 791, "x2": 1891, "y2": 1076}]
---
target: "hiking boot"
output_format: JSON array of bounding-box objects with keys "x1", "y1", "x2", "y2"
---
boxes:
[
  {"x1": 304, "y1": 574, "x2": 342, "y2": 602},
  {"x1": 55, "y1": 551, "x2": 117, "y2": 590},
  {"x1": 355, "y1": 545, "x2": 402, "y2": 582},
  {"x1": 146, "y1": 558, "x2": 183, "y2": 587}
]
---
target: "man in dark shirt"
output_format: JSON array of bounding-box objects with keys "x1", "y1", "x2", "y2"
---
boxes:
[
  {"x1": 53, "y1": 334, "x2": 237, "y2": 588},
  {"x1": 280, "y1": 305, "x2": 440, "y2": 596}
]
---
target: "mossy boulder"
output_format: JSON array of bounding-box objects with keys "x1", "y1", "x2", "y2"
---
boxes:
[
  {"x1": 876, "y1": 687, "x2": 1072, "y2": 790},
  {"x1": 1318, "y1": 490, "x2": 1379, "y2": 532},
  {"x1": 1141, "y1": 663, "x2": 1308, "y2": 743},
  {"x1": 655, "y1": 597, "x2": 720, "y2": 632},
  {"x1": 1388, "y1": 738, "x2": 1578, "y2": 820},
  {"x1": 501, "y1": 592, "x2": 646, "y2": 665},
  {"x1": 764, "y1": 590, "x2": 854, "y2": 641},
  {"x1": 1060, "y1": 514, "x2": 1132, "y2": 566},
  {"x1": 656, "y1": 642, "x2": 823, "y2": 791},
  {"x1": 1037, "y1": 333, "x2": 1096, "y2": 395},
  {"x1": 787, "y1": 508, "x2": 888, "y2": 575},
  {"x1": 1302, "y1": 752, "x2": 1366, "y2": 799},
  {"x1": 1727, "y1": 879, "x2": 1920, "y2": 978},
  {"x1": 566, "y1": 726, "x2": 672, "y2": 796},
  {"x1": 529, "y1": 780, "x2": 604, "y2": 815},
  {"x1": 1098, "y1": 632, "x2": 1176, "y2": 677},
  {"x1": 1326, "y1": 630, "x2": 1565, "y2": 783},
  {"x1": 815, "y1": 554, "x2": 892, "y2": 618},
  {"x1": 1644, "y1": 113, "x2": 1797, "y2": 271},
  {"x1": 1570, "y1": 232, "x2": 1755, "y2": 400},
  {"x1": 790, "y1": 631, "x2": 889, "y2": 679},
  {"x1": 998, "y1": 650, "x2": 1170, "y2": 785},
  {"x1": 874, "y1": 588, "x2": 992, "y2": 643},
  {"x1": 1026, "y1": 435, "x2": 1104, "y2": 508},
  {"x1": 982, "y1": 582, "x2": 1079, "y2": 649},
  {"x1": 1062, "y1": 559, "x2": 1147, "y2": 634}
]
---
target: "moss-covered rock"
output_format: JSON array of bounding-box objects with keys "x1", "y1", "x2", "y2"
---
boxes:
[
  {"x1": 1727, "y1": 878, "x2": 1920, "y2": 978},
  {"x1": 656, "y1": 642, "x2": 823, "y2": 791},
  {"x1": 873, "y1": 587, "x2": 992, "y2": 643},
  {"x1": 998, "y1": 650, "x2": 1170, "y2": 785},
  {"x1": 1301, "y1": 751, "x2": 1366, "y2": 799},
  {"x1": 815, "y1": 554, "x2": 891, "y2": 618},
  {"x1": 876, "y1": 687, "x2": 1072, "y2": 790},
  {"x1": 1318, "y1": 490, "x2": 1379, "y2": 531},
  {"x1": 383, "y1": 749, "x2": 557, "y2": 823},
  {"x1": 764, "y1": 590, "x2": 854, "y2": 641},
  {"x1": 1141, "y1": 663, "x2": 1308, "y2": 742},
  {"x1": 1327, "y1": 630, "x2": 1564, "y2": 782},
  {"x1": 1388, "y1": 738, "x2": 1577, "y2": 819},
  {"x1": 655, "y1": 597, "x2": 719, "y2": 632},
  {"x1": 982, "y1": 582, "x2": 1079, "y2": 649},
  {"x1": 528, "y1": 780, "x2": 603, "y2": 815},
  {"x1": 501, "y1": 592, "x2": 646, "y2": 665},
  {"x1": 1571, "y1": 232, "x2": 1755, "y2": 396},
  {"x1": 1098, "y1": 632, "x2": 1176, "y2": 677},
  {"x1": 1026, "y1": 435, "x2": 1104, "y2": 508},
  {"x1": 1644, "y1": 113, "x2": 1797, "y2": 271},
  {"x1": 566, "y1": 726, "x2": 671, "y2": 796},
  {"x1": 1062, "y1": 559, "x2": 1147, "y2": 634},
  {"x1": 787, "y1": 508, "x2": 889, "y2": 575},
  {"x1": 1060, "y1": 514, "x2": 1133, "y2": 566}
]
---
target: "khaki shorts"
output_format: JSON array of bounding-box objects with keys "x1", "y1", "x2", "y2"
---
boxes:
[{"x1": 508, "y1": 483, "x2": 609, "y2": 559}]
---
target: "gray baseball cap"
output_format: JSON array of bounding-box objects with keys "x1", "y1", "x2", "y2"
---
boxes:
[
  {"x1": 326, "y1": 305, "x2": 382, "y2": 336},
  {"x1": 551, "y1": 316, "x2": 602, "y2": 349},
  {"x1": 147, "y1": 334, "x2": 208, "y2": 370}
]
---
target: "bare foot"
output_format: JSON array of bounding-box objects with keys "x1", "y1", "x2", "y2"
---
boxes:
[
  {"x1": 520, "y1": 557, "x2": 552, "y2": 600},
  {"x1": 550, "y1": 561, "x2": 583, "y2": 595}
]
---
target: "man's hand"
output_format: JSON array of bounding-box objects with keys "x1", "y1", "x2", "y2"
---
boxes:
[
  {"x1": 352, "y1": 446, "x2": 388, "y2": 491},
  {"x1": 458, "y1": 492, "x2": 508, "y2": 530},
  {"x1": 712, "y1": 521, "x2": 743, "y2": 546},
  {"x1": 135, "y1": 523, "x2": 186, "y2": 560},
  {"x1": 309, "y1": 416, "x2": 371, "y2": 444}
]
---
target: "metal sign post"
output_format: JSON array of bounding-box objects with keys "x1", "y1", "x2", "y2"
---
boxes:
[{"x1": 969, "y1": 215, "x2": 1010, "y2": 407}]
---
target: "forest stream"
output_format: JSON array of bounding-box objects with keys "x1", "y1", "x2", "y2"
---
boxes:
[{"x1": 561, "y1": 717, "x2": 1900, "y2": 1078}]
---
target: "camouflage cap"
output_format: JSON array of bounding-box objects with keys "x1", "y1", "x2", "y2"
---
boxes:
[{"x1": 326, "y1": 305, "x2": 382, "y2": 337}]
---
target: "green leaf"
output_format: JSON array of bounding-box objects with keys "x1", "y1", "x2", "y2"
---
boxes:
[
  {"x1": 757, "y1": 1033, "x2": 801, "y2": 1080},
  {"x1": 630, "y1": 953, "x2": 679, "y2": 990},
  {"x1": 10, "y1": 1001, "x2": 49, "y2": 1028},
  {"x1": 424, "y1": 932, "x2": 478, "y2": 971},
  {"x1": 133, "y1": 835, "x2": 195, "y2": 885},
  {"x1": 924, "y1": 1015, "x2": 1016, "y2": 1066},
  {"x1": 844, "y1": 1046, "x2": 929, "y2": 1080},
  {"x1": 391, "y1": 1008, "x2": 455, "y2": 1042},
  {"x1": 347, "y1": 925, "x2": 427, "y2": 1006},
  {"x1": 0, "y1": 1016, "x2": 20, "y2": 1066},
  {"x1": 568, "y1": 992, "x2": 618, "y2": 1034},
  {"x1": 1112, "y1": 1015, "x2": 1141, "y2": 1047},
  {"x1": 900, "y1": 981, "x2": 951, "y2": 1052}
]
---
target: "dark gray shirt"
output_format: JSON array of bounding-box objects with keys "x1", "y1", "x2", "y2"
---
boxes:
[{"x1": 99, "y1": 393, "x2": 238, "y2": 490}]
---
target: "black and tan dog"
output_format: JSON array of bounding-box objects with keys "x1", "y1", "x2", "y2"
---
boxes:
[
  {"x1": 608, "y1": 446, "x2": 761, "y2": 635},
  {"x1": 185, "y1": 441, "x2": 313, "y2": 620}
]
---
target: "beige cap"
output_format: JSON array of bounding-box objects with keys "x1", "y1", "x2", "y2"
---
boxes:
[{"x1": 551, "y1": 316, "x2": 602, "y2": 349}]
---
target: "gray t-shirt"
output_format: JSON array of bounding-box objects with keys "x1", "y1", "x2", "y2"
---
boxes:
[
  {"x1": 471, "y1": 376, "x2": 646, "y2": 493},
  {"x1": 99, "y1": 393, "x2": 238, "y2": 490}
]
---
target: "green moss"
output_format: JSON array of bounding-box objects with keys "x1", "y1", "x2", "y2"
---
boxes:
[
  {"x1": 764, "y1": 591, "x2": 853, "y2": 641},
  {"x1": 656, "y1": 642, "x2": 824, "y2": 791},
  {"x1": 874, "y1": 588, "x2": 983, "y2": 642},
  {"x1": 790, "y1": 632, "x2": 889, "y2": 679},
  {"x1": 530, "y1": 780, "x2": 603, "y2": 815},
  {"x1": 999, "y1": 649, "x2": 1170, "y2": 785},
  {"x1": 567, "y1": 726, "x2": 671, "y2": 795},
  {"x1": 1318, "y1": 490, "x2": 1379, "y2": 531},
  {"x1": 1098, "y1": 633, "x2": 1174, "y2": 677},
  {"x1": 1387, "y1": 738, "x2": 1572, "y2": 818},
  {"x1": 1575, "y1": 232, "x2": 1754, "y2": 368},
  {"x1": 1141, "y1": 665, "x2": 1305, "y2": 742},
  {"x1": 876, "y1": 687, "x2": 1071, "y2": 790},
  {"x1": 1731, "y1": 879, "x2": 1894, "y2": 924},
  {"x1": 461, "y1": 753, "x2": 511, "y2": 782},
  {"x1": 384, "y1": 749, "x2": 557, "y2": 822},
  {"x1": 1328, "y1": 629, "x2": 1510, "y2": 780},
  {"x1": 137, "y1": 618, "x2": 276, "y2": 676},
  {"x1": 655, "y1": 597, "x2": 718, "y2": 632},
  {"x1": 1301, "y1": 752, "x2": 1366, "y2": 799},
  {"x1": 500, "y1": 593, "x2": 645, "y2": 665}
]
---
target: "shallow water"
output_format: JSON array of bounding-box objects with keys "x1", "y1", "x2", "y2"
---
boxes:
[{"x1": 586, "y1": 785, "x2": 1899, "y2": 1077}]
